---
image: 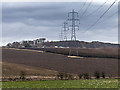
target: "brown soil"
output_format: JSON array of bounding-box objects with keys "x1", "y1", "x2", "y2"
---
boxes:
[
  {"x1": 2, "y1": 61, "x2": 58, "y2": 77},
  {"x1": 2, "y1": 48, "x2": 118, "y2": 77}
]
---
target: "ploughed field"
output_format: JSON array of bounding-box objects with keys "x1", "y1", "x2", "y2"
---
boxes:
[
  {"x1": 2, "y1": 62, "x2": 58, "y2": 77},
  {"x1": 2, "y1": 48, "x2": 118, "y2": 77},
  {"x1": 21, "y1": 47, "x2": 118, "y2": 59}
]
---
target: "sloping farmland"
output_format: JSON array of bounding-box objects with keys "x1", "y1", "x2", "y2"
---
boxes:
[{"x1": 2, "y1": 48, "x2": 118, "y2": 77}]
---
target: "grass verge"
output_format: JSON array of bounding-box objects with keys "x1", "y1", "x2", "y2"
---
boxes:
[{"x1": 2, "y1": 79, "x2": 118, "y2": 88}]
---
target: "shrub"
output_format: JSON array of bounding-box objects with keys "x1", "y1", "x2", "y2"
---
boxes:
[
  {"x1": 78, "y1": 74, "x2": 83, "y2": 79},
  {"x1": 57, "y1": 72, "x2": 64, "y2": 80},
  {"x1": 101, "y1": 72, "x2": 105, "y2": 78},
  {"x1": 57, "y1": 72, "x2": 74, "y2": 80},
  {"x1": 64, "y1": 73, "x2": 68, "y2": 80},
  {"x1": 94, "y1": 71, "x2": 100, "y2": 79},
  {"x1": 8, "y1": 78, "x2": 13, "y2": 81},
  {"x1": 83, "y1": 73, "x2": 89, "y2": 79},
  {"x1": 68, "y1": 74, "x2": 74, "y2": 80},
  {"x1": 20, "y1": 71, "x2": 26, "y2": 80}
]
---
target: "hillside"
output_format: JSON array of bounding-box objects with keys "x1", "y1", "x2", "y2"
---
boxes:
[
  {"x1": 43, "y1": 41, "x2": 118, "y2": 48},
  {"x1": 2, "y1": 61, "x2": 58, "y2": 77},
  {"x1": 2, "y1": 48, "x2": 118, "y2": 77},
  {"x1": 18, "y1": 47, "x2": 118, "y2": 59},
  {"x1": 6, "y1": 40, "x2": 118, "y2": 48}
]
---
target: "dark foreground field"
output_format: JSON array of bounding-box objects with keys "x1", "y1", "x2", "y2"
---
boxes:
[{"x1": 2, "y1": 48, "x2": 118, "y2": 77}]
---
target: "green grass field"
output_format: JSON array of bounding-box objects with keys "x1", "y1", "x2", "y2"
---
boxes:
[{"x1": 2, "y1": 79, "x2": 118, "y2": 88}]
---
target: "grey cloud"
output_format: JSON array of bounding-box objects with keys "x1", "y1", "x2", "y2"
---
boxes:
[{"x1": 2, "y1": 2, "x2": 118, "y2": 45}]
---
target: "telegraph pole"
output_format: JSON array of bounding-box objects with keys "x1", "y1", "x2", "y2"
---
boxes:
[
  {"x1": 68, "y1": 9, "x2": 80, "y2": 41},
  {"x1": 63, "y1": 22, "x2": 68, "y2": 41}
]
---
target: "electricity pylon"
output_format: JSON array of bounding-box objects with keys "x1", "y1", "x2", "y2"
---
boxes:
[
  {"x1": 59, "y1": 28, "x2": 63, "y2": 41},
  {"x1": 67, "y1": 9, "x2": 80, "y2": 56},
  {"x1": 63, "y1": 22, "x2": 68, "y2": 41},
  {"x1": 67, "y1": 9, "x2": 80, "y2": 41}
]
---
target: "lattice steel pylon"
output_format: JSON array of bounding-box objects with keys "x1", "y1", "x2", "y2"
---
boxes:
[
  {"x1": 63, "y1": 22, "x2": 68, "y2": 41},
  {"x1": 67, "y1": 9, "x2": 80, "y2": 41},
  {"x1": 59, "y1": 28, "x2": 63, "y2": 41}
]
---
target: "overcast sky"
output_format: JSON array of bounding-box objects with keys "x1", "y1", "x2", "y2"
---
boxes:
[{"x1": 2, "y1": 0, "x2": 118, "y2": 45}]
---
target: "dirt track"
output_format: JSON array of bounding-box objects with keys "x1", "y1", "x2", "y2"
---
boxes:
[{"x1": 2, "y1": 48, "x2": 118, "y2": 77}]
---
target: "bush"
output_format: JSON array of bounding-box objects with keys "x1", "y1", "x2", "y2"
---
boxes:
[
  {"x1": 20, "y1": 71, "x2": 26, "y2": 80},
  {"x1": 94, "y1": 71, "x2": 100, "y2": 79},
  {"x1": 101, "y1": 72, "x2": 105, "y2": 78},
  {"x1": 8, "y1": 78, "x2": 13, "y2": 81},
  {"x1": 64, "y1": 73, "x2": 68, "y2": 79},
  {"x1": 83, "y1": 73, "x2": 90, "y2": 79},
  {"x1": 68, "y1": 74, "x2": 74, "y2": 80},
  {"x1": 78, "y1": 74, "x2": 83, "y2": 79},
  {"x1": 57, "y1": 72, "x2": 74, "y2": 80},
  {"x1": 57, "y1": 72, "x2": 64, "y2": 80}
]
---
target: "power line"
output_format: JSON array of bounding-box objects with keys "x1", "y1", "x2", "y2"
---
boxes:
[
  {"x1": 99, "y1": 11, "x2": 118, "y2": 24},
  {"x1": 79, "y1": 0, "x2": 93, "y2": 23},
  {"x1": 85, "y1": 0, "x2": 118, "y2": 31},
  {"x1": 78, "y1": 0, "x2": 88, "y2": 13},
  {"x1": 86, "y1": 0, "x2": 108, "y2": 17},
  {"x1": 81, "y1": 11, "x2": 118, "y2": 34}
]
